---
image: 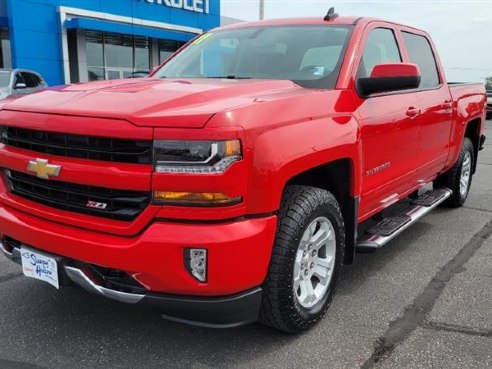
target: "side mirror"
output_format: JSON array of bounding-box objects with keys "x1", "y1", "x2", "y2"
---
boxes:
[
  {"x1": 357, "y1": 63, "x2": 421, "y2": 97},
  {"x1": 15, "y1": 82, "x2": 27, "y2": 89}
]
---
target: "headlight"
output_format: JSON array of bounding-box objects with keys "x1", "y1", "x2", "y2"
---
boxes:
[{"x1": 154, "y1": 139, "x2": 242, "y2": 174}]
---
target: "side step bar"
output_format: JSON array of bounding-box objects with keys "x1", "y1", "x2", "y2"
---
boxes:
[{"x1": 356, "y1": 188, "x2": 452, "y2": 252}]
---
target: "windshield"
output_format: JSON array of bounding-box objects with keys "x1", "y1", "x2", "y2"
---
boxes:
[
  {"x1": 0, "y1": 71, "x2": 11, "y2": 88},
  {"x1": 155, "y1": 25, "x2": 353, "y2": 89}
]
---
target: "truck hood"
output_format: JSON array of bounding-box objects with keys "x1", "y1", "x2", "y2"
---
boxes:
[{"x1": 0, "y1": 78, "x2": 304, "y2": 128}]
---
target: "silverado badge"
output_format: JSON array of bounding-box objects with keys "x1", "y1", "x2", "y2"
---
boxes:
[{"x1": 27, "y1": 158, "x2": 61, "y2": 179}]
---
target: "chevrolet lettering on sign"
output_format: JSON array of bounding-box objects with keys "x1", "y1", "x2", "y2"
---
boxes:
[{"x1": 140, "y1": 0, "x2": 209, "y2": 14}]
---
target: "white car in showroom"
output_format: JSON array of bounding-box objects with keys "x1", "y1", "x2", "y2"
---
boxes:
[{"x1": 0, "y1": 69, "x2": 48, "y2": 100}]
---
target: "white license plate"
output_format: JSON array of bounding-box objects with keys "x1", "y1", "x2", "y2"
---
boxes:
[{"x1": 21, "y1": 247, "x2": 59, "y2": 289}]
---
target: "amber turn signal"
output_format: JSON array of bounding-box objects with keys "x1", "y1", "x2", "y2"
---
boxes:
[{"x1": 153, "y1": 191, "x2": 242, "y2": 207}]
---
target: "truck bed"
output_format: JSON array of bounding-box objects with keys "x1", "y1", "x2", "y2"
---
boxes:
[{"x1": 448, "y1": 82, "x2": 486, "y2": 101}]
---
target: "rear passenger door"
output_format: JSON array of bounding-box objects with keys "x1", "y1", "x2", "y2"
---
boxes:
[
  {"x1": 401, "y1": 31, "x2": 453, "y2": 182},
  {"x1": 356, "y1": 26, "x2": 421, "y2": 218}
]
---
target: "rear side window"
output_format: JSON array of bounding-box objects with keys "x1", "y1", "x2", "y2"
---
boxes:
[
  {"x1": 21, "y1": 72, "x2": 37, "y2": 88},
  {"x1": 358, "y1": 28, "x2": 402, "y2": 78},
  {"x1": 32, "y1": 74, "x2": 42, "y2": 85},
  {"x1": 14, "y1": 73, "x2": 25, "y2": 86},
  {"x1": 402, "y1": 32, "x2": 440, "y2": 88}
]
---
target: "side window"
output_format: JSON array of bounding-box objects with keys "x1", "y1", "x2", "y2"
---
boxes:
[
  {"x1": 31, "y1": 74, "x2": 41, "y2": 86},
  {"x1": 14, "y1": 73, "x2": 25, "y2": 87},
  {"x1": 34, "y1": 74, "x2": 44, "y2": 86},
  {"x1": 358, "y1": 28, "x2": 402, "y2": 78},
  {"x1": 20, "y1": 72, "x2": 36, "y2": 88},
  {"x1": 402, "y1": 32, "x2": 440, "y2": 88}
]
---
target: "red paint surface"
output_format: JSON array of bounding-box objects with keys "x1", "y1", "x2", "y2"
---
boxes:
[{"x1": 0, "y1": 17, "x2": 486, "y2": 295}]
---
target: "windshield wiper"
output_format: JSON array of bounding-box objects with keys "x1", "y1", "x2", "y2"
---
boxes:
[{"x1": 206, "y1": 76, "x2": 252, "y2": 80}]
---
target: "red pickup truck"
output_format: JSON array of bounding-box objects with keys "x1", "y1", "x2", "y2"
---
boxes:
[{"x1": 0, "y1": 13, "x2": 487, "y2": 332}]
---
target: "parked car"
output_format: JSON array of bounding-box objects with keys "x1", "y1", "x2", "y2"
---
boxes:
[
  {"x1": 487, "y1": 91, "x2": 492, "y2": 119},
  {"x1": 0, "y1": 12, "x2": 487, "y2": 333},
  {"x1": 129, "y1": 71, "x2": 150, "y2": 78},
  {"x1": 0, "y1": 69, "x2": 47, "y2": 100}
]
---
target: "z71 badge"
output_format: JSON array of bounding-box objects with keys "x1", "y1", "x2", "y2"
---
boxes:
[{"x1": 86, "y1": 201, "x2": 108, "y2": 210}]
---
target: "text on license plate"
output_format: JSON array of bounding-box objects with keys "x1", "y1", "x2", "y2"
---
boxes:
[{"x1": 21, "y1": 247, "x2": 59, "y2": 289}]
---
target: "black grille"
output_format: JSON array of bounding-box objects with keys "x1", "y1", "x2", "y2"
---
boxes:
[
  {"x1": 5, "y1": 170, "x2": 150, "y2": 221},
  {"x1": 1, "y1": 127, "x2": 152, "y2": 164}
]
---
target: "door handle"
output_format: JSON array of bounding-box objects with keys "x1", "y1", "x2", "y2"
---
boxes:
[
  {"x1": 406, "y1": 107, "x2": 421, "y2": 118},
  {"x1": 441, "y1": 101, "x2": 453, "y2": 110}
]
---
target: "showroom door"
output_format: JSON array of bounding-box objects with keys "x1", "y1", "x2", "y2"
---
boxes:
[{"x1": 105, "y1": 68, "x2": 133, "y2": 80}]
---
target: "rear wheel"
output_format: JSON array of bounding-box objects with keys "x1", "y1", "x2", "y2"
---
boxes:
[
  {"x1": 259, "y1": 185, "x2": 345, "y2": 333},
  {"x1": 435, "y1": 137, "x2": 474, "y2": 207}
]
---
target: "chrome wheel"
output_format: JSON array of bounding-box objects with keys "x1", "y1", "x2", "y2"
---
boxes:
[
  {"x1": 460, "y1": 151, "x2": 472, "y2": 198},
  {"x1": 293, "y1": 216, "x2": 336, "y2": 309}
]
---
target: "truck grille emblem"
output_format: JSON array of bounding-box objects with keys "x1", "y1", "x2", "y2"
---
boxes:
[
  {"x1": 86, "y1": 201, "x2": 108, "y2": 210},
  {"x1": 27, "y1": 158, "x2": 61, "y2": 179}
]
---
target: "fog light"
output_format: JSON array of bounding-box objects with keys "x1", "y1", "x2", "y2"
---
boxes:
[{"x1": 185, "y1": 248, "x2": 207, "y2": 283}]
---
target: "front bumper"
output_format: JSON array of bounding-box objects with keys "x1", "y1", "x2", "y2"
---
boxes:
[
  {"x1": 0, "y1": 202, "x2": 277, "y2": 327},
  {"x1": 0, "y1": 241, "x2": 262, "y2": 327}
]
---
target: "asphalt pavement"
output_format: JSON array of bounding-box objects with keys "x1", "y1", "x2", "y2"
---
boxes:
[{"x1": 0, "y1": 121, "x2": 491, "y2": 369}]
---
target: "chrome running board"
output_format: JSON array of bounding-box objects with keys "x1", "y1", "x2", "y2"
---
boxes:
[{"x1": 356, "y1": 188, "x2": 452, "y2": 251}]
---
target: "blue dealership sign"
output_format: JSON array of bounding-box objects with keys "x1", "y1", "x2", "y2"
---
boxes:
[{"x1": 2, "y1": 0, "x2": 220, "y2": 85}]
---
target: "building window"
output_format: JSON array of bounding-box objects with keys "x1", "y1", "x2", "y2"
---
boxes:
[
  {"x1": 86, "y1": 31, "x2": 151, "y2": 81},
  {"x1": 0, "y1": 27, "x2": 11, "y2": 69},
  {"x1": 85, "y1": 30, "x2": 184, "y2": 81},
  {"x1": 86, "y1": 30, "x2": 104, "y2": 81},
  {"x1": 135, "y1": 36, "x2": 150, "y2": 72},
  {"x1": 159, "y1": 39, "x2": 185, "y2": 63}
]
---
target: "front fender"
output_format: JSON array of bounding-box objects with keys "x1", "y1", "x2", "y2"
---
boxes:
[{"x1": 246, "y1": 115, "x2": 361, "y2": 214}]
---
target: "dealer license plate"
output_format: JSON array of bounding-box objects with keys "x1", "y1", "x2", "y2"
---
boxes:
[{"x1": 21, "y1": 247, "x2": 59, "y2": 289}]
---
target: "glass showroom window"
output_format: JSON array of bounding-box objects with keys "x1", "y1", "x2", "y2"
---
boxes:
[
  {"x1": 86, "y1": 31, "x2": 105, "y2": 81},
  {"x1": 86, "y1": 31, "x2": 150, "y2": 81},
  {"x1": 159, "y1": 39, "x2": 185, "y2": 63},
  {"x1": 0, "y1": 27, "x2": 12, "y2": 69}
]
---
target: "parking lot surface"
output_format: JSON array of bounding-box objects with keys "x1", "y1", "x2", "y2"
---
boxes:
[{"x1": 1, "y1": 121, "x2": 491, "y2": 369}]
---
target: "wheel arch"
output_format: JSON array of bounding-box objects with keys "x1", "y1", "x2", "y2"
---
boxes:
[
  {"x1": 285, "y1": 159, "x2": 358, "y2": 265},
  {"x1": 464, "y1": 118, "x2": 482, "y2": 173}
]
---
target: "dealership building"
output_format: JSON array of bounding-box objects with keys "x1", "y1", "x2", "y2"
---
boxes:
[{"x1": 0, "y1": 0, "x2": 220, "y2": 86}]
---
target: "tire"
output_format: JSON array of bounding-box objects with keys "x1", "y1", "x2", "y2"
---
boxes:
[
  {"x1": 259, "y1": 185, "x2": 345, "y2": 333},
  {"x1": 435, "y1": 137, "x2": 474, "y2": 207}
]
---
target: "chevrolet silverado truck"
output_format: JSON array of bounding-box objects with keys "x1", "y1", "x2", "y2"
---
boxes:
[{"x1": 0, "y1": 13, "x2": 487, "y2": 333}]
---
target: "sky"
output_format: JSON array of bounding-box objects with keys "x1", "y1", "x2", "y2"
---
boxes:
[{"x1": 220, "y1": 0, "x2": 492, "y2": 83}]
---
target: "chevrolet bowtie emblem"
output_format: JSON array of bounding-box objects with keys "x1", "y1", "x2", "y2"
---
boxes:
[{"x1": 27, "y1": 158, "x2": 61, "y2": 179}]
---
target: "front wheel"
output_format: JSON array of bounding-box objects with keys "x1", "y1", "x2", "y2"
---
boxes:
[
  {"x1": 435, "y1": 137, "x2": 474, "y2": 207},
  {"x1": 259, "y1": 185, "x2": 345, "y2": 333}
]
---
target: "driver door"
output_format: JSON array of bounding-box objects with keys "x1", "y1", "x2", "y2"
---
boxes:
[{"x1": 356, "y1": 26, "x2": 421, "y2": 218}]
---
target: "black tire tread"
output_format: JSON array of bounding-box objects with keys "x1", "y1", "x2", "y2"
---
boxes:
[
  {"x1": 259, "y1": 185, "x2": 344, "y2": 333},
  {"x1": 437, "y1": 138, "x2": 474, "y2": 208}
]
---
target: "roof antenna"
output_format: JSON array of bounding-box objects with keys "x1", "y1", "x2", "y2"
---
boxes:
[{"x1": 324, "y1": 7, "x2": 339, "y2": 21}]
